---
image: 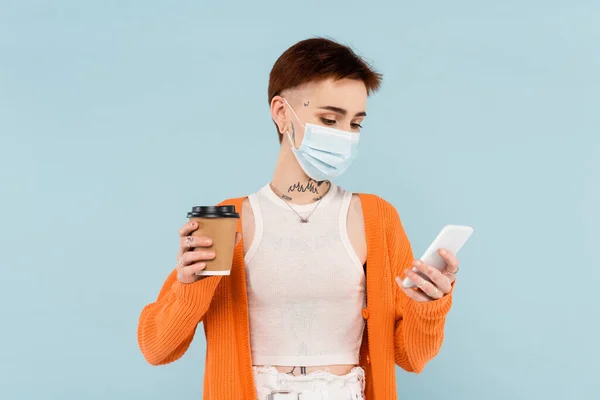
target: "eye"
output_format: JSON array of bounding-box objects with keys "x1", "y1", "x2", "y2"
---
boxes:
[
  {"x1": 351, "y1": 123, "x2": 363, "y2": 130},
  {"x1": 320, "y1": 118, "x2": 336, "y2": 125}
]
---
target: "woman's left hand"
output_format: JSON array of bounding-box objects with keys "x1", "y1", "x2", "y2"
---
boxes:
[{"x1": 395, "y1": 248, "x2": 459, "y2": 302}]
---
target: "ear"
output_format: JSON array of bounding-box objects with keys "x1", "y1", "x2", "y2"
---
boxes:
[{"x1": 270, "y1": 95, "x2": 288, "y2": 134}]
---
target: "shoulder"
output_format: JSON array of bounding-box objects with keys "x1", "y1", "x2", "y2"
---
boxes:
[
  {"x1": 353, "y1": 192, "x2": 401, "y2": 221},
  {"x1": 217, "y1": 195, "x2": 254, "y2": 218},
  {"x1": 354, "y1": 192, "x2": 409, "y2": 241},
  {"x1": 216, "y1": 196, "x2": 247, "y2": 208}
]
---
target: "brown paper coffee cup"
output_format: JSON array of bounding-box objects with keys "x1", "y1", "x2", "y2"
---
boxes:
[{"x1": 187, "y1": 205, "x2": 239, "y2": 276}]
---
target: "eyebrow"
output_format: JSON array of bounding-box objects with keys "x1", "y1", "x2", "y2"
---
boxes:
[{"x1": 318, "y1": 106, "x2": 367, "y2": 118}]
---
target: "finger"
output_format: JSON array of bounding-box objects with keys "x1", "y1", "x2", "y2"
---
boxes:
[
  {"x1": 395, "y1": 276, "x2": 434, "y2": 302},
  {"x1": 234, "y1": 232, "x2": 242, "y2": 246},
  {"x1": 181, "y1": 262, "x2": 207, "y2": 277},
  {"x1": 178, "y1": 220, "x2": 199, "y2": 237},
  {"x1": 176, "y1": 254, "x2": 188, "y2": 270},
  {"x1": 438, "y1": 248, "x2": 460, "y2": 273},
  {"x1": 442, "y1": 270, "x2": 457, "y2": 284},
  {"x1": 180, "y1": 235, "x2": 213, "y2": 250},
  {"x1": 413, "y1": 260, "x2": 452, "y2": 294},
  {"x1": 401, "y1": 286, "x2": 431, "y2": 302},
  {"x1": 406, "y1": 268, "x2": 444, "y2": 300},
  {"x1": 176, "y1": 236, "x2": 213, "y2": 260},
  {"x1": 176, "y1": 245, "x2": 189, "y2": 261},
  {"x1": 405, "y1": 268, "x2": 428, "y2": 288},
  {"x1": 181, "y1": 250, "x2": 216, "y2": 265}
]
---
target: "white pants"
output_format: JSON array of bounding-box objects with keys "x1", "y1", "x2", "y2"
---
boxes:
[{"x1": 252, "y1": 365, "x2": 366, "y2": 400}]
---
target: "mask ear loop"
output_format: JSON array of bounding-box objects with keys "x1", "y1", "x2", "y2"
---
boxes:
[{"x1": 282, "y1": 98, "x2": 306, "y2": 149}]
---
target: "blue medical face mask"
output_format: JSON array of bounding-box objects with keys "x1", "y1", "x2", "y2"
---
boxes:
[{"x1": 283, "y1": 99, "x2": 360, "y2": 182}]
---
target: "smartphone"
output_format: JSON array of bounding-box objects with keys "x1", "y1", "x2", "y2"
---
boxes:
[{"x1": 402, "y1": 225, "x2": 474, "y2": 288}]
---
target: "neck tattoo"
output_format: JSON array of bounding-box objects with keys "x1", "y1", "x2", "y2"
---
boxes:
[
  {"x1": 269, "y1": 182, "x2": 330, "y2": 223},
  {"x1": 287, "y1": 179, "x2": 331, "y2": 201}
]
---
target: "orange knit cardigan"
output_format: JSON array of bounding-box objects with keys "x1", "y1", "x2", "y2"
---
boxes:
[{"x1": 138, "y1": 194, "x2": 453, "y2": 399}]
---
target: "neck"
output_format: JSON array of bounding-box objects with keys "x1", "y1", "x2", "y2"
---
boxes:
[{"x1": 271, "y1": 140, "x2": 331, "y2": 205}]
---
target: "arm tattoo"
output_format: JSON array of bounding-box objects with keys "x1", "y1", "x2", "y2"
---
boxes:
[{"x1": 304, "y1": 101, "x2": 310, "y2": 107}]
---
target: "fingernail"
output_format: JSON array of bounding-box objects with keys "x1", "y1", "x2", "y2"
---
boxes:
[
  {"x1": 205, "y1": 238, "x2": 213, "y2": 245},
  {"x1": 413, "y1": 260, "x2": 420, "y2": 267},
  {"x1": 439, "y1": 249, "x2": 446, "y2": 255},
  {"x1": 199, "y1": 262, "x2": 206, "y2": 269}
]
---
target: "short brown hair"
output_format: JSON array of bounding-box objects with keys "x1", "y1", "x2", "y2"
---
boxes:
[{"x1": 268, "y1": 37, "x2": 382, "y2": 141}]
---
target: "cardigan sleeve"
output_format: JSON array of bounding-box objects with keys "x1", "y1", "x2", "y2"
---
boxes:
[
  {"x1": 382, "y1": 199, "x2": 453, "y2": 373},
  {"x1": 137, "y1": 269, "x2": 223, "y2": 365},
  {"x1": 137, "y1": 199, "x2": 238, "y2": 366}
]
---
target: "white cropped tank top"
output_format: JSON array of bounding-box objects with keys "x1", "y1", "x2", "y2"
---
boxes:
[{"x1": 245, "y1": 182, "x2": 366, "y2": 366}]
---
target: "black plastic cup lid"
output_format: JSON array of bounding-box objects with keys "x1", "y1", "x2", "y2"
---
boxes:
[{"x1": 187, "y1": 205, "x2": 239, "y2": 219}]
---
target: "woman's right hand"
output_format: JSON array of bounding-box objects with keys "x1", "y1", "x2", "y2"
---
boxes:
[
  {"x1": 176, "y1": 221, "x2": 216, "y2": 284},
  {"x1": 176, "y1": 221, "x2": 242, "y2": 284}
]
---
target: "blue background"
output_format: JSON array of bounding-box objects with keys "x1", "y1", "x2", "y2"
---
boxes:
[{"x1": 1, "y1": 1, "x2": 598, "y2": 399}]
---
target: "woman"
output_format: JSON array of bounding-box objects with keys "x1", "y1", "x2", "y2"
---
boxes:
[{"x1": 138, "y1": 37, "x2": 460, "y2": 400}]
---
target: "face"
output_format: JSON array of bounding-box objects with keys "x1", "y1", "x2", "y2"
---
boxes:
[{"x1": 271, "y1": 78, "x2": 368, "y2": 148}]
